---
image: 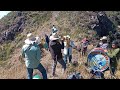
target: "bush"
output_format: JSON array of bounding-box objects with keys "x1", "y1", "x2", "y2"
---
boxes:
[{"x1": 0, "y1": 43, "x2": 15, "y2": 61}]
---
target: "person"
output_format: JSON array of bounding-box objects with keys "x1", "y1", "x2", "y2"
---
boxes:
[
  {"x1": 81, "y1": 36, "x2": 90, "y2": 56},
  {"x1": 96, "y1": 36, "x2": 108, "y2": 50},
  {"x1": 63, "y1": 35, "x2": 76, "y2": 64},
  {"x1": 105, "y1": 40, "x2": 120, "y2": 77},
  {"x1": 21, "y1": 33, "x2": 47, "y2": 79},
  {"x1": 49, "y1": 33, "x2": 66, "y2": 76}
]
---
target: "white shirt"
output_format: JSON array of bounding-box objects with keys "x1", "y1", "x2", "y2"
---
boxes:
[{"x1": 63, "y1": 40, "x2": 75, "y2": 55}]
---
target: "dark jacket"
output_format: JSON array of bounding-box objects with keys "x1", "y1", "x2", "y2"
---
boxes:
[{"x1": 49, "y1": 40, "x2": 64, "y2": 60}]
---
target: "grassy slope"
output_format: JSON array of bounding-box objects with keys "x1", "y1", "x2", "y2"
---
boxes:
[{"x1": 0, "y1": 11, "x2": 120, "y2": 79}]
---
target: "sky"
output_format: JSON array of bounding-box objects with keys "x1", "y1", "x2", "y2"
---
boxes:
[{"x1": 0, "y1": 11, "x2": 11, "y2": 19}]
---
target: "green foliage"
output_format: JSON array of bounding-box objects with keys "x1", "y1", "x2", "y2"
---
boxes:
[
  {"x1": 15, "y1": 34, "x2": 25, "y2": 48},
  {"x1": 0, "y1": 43, "x2": 15, "y2": 61}
]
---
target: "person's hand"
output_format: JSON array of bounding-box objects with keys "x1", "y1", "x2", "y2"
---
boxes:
[{"x1": 104, "y1": 49, "x2": 108, "y2": 53}]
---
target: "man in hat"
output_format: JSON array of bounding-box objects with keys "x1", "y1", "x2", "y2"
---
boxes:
[
  {"x1": 96, "y1": 36, "x2": 108, "y2": 50},
  {"x1": 22, "y1": 33, "x2": 47, "y2": 79},
  {"x1": 49, "y1": 33, "x2": 66, "y2": 76}
]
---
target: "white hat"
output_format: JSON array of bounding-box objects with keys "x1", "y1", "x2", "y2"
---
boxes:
[
  {"x1": 50, "y1": 33, "x2": 59, "y2": 41},
  {"x1": 24, "y1": 37, "x2": 36, "y2": 45},
  {"x1": 35, "y1": 36, "x2": 40, "y2": 44},
  {"x1": 66, "y1": 35, "x2": 70, "y2": 39},
  {"x1": 100, "y1": 36, "x2": 107, "y2": 40},
  {"x1": 24, "y1": 33, "x2": 36, "y2": 44},
  {"x1": 63, "y1": 36, "x2": 67, "y2": 39}
]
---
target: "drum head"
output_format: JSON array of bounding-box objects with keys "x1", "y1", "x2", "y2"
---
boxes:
[{"x1": 87, "y1": 48, "x2": 110, "y2": 72}]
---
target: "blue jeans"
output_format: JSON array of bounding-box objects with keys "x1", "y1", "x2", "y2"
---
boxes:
[
  {"x1": 52, "y1": 59, "x2": 66, "y2": 76},
  {"x1": 27, "y1": 63, "x2": 47, "y2": 79},
  {"x1": 64, "y1": 54, "x2": 72, "y2": 64}
]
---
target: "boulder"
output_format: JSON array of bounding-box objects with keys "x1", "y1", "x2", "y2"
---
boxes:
[{"x1": 88, "y1": 11, "x2": 116, "y2": 37}]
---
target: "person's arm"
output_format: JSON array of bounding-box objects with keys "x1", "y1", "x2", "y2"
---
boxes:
[
  {"x1": 71, "y1": 41, "x2": 77, "y2": 49},
  {"x1": 96, "y1": 42, "x2": 100, "y2": 47},
  {"x1": 61, "y1": 40, "x2": 64, "y2": 49},
  {"x1": 107, "y1": 48, "x2": 120, "y2": 58},
  {"x1": 36, "y1": 46, "x2": 41, "y2": 61}
]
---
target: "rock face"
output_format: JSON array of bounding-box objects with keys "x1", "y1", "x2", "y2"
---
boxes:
[
  {"x1": 0, "y1": 12, "x2": 26, "y2": 44},
  {"x1": 0, "y1": 11, "x2": 118, "y2": 44},
  {"x1": 88, "y1": 11, "x2": 116, "y2": 37}
]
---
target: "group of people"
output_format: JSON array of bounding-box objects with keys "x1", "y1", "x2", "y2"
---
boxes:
[
  {"x1": 21, "y1": 25, "x2": 120, "y2": 79},
  {"x1": 91, "y1": 35, "x2": 120, "y2": 78}
]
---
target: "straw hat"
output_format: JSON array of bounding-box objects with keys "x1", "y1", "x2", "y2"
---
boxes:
[
  {"x1": 66, "y1": 35, "x2": 70, "y2": 39},
  {"x1": 100, "y1": 36, "x2": 107, "y2": 40},
  {"x1": 25, "y1": 33, "x2": 37, "y2": 45}
]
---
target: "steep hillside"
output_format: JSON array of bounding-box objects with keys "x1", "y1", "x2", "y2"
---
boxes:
[{"x1": 1, "y1": 11, "x2": 120, "y2": 79}]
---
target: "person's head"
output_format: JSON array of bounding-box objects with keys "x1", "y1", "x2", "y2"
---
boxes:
[
  {"x1": 112, "y1": 41, "x2": 118, "y2": 49},
  {"x1": 25, "y1": 37, "x2": 36, "y2": 45},
  {"x1": 25, "y1": 33, "x2": 40, "y2": 45},
  {"x1": 49, "y1": 33, "x2": 60, "y2": 41},
  {"x1": 100, "y1": 36, "x2": 107, "y2": 43},
  {"x1": 45, "y1": 34, "x2": 47, "y2": 37},
  {"x1": 66, "y1": 35, "x2": 70, "y2": 40},
  {"x1": 35, "y1": 36, "x2": 40, "y2": 45}
]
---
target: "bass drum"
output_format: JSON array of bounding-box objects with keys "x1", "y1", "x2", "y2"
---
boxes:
[{"x1": 87, "y1": 48, "x2": 110, "y2": 72}]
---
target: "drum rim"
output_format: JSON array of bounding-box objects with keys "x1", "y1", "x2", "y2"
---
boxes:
[{"x1": 87, "y1": 48, "x2": 110, "y2": 72}]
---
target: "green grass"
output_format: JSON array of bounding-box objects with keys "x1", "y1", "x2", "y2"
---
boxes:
[{"x1": 0, "y1": 43, "x2": 14, "y2": 61}]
